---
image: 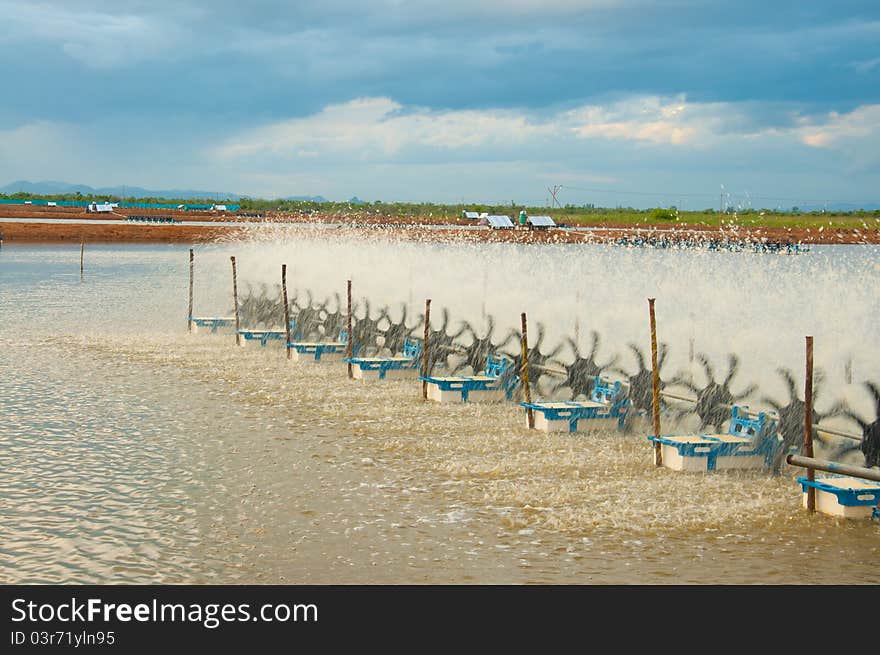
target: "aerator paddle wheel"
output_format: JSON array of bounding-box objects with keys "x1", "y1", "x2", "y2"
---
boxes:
[
  {"x1": 316, "y1": 292, "x2": 347, "y2": 340},
  {"x1": 423, "y1": 306, "x2": 468, "y2": 374},
  {"x1": 375, "y1": 304, "x2": 421, "y2": 355},
  {"x1": 612, "y1": 342, "x2": 670, "y2": 428},
  {"x1": 289, "y1": 290, "x2": 325, "y2": 340},
  {"x1": 833, "y1": 380, "x2": 880, "y2": 469},
  {"x1": 672, "y1": 353, "x2": 757, "y2": 432},
  {"x1": 237, "y1": 282, "x2": 283, "y2": 328},
  {"x1": 451, "y1": 314, "x2": 505, "y2": 375},
  {"x1": 349, "y1": 299, "x2": 384, "y2": 355},
  {"x1": 551, "y1": 330, "x2": 618, "y2": 400},
  {"x1": 758, "y1": 367, "x2": 844, "y2": 472},
  {"x1": 501, "y1": 322, "x2": 564, "y2": 397}
]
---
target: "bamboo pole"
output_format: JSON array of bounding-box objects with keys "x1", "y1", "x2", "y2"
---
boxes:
[
  {"x1": 231, "y1": 256, "x2": 241, "y2": 346},
  {"x1": 346, "y1": 280, "x2": 353, "y2": 379},
  {"x1": 649, "y1": 298, "x2": 662, "y2": 467},
  {"x1": 804, "y1": 335, "x2": 816, "y2": 512},
  {"x1": 187, "y1": 248, "x2": 194, "y2": 332},
  {"x1": 422, "y1": 298, "x2": 431, "y2": 400},
  {"x1": 282, "y1": 264, "x2": 292, "y2": 360},
  {"x1": 521, "y1": 312, "x2": 534, "y2": 429}
]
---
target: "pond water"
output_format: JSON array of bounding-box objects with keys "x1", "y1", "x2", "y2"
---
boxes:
[{"x1": 1, "y1": 234, "x2": 878, "y2": 584}]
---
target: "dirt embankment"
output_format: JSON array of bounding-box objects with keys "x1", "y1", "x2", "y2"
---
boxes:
[{"x1": 0, "y1": 204, "x2": 877, "y2": 245}]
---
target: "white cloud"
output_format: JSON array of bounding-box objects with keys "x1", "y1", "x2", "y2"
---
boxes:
[
  {"x1": 1, "y1": 1, "x2": 191, "y2": 68},
  {"x1": 850, "y1": 57, "x2": 880, "y2": 74},
  {"x1": 205, "y1": 95, "x2": 880, "y2": 202},
  {"x1": 796, "y1": 105, "x2": 880, "y2": 147},
  {"x1": 215, "y1": 97, "x2": 556, "y2": 160},
  {"x1": 215, "y1": 93, "x2": 801, "y2": 162}
]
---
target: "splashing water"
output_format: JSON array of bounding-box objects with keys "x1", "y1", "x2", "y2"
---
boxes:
[{"x1": 1, "y1": 232, "x2": 878, "y2": 585}]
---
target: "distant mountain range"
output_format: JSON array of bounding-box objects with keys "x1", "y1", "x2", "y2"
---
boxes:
[{"x1": 0, "y1": 180, "x2": 330, "y2": 203}]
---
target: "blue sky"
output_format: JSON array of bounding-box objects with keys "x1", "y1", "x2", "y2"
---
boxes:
[{"x1": 1, "y1": 1, "x2": 878, "y2": 208}]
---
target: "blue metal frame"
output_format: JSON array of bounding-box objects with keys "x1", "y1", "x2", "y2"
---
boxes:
[
  {"x1": 345, "y1": 337, "x2": 423, "y2": 379},
  {"x1": 420, "y1": 354, "x2": 520, "y2": 401},
  {"x1": 520, "y1": 376, "x2": 632, "y2": 432},
  {"x1": 646, "y1": 405, "x2": 780, "y2": 470},
  {"x1": 288, "y1": 329, "x2": 359, "y2": 361},
  {"x1": 238, "y1": 319, "x2": 296, "y2": 347},
  {"x1": 238, "y1": 329, "x2": 287, "y2": 346},
  {"x1": 796, "y1": 476, "x2": 880, "y2": 508},
  {"x1": 189, "y1": 317, "x2": 235, "y2": 333}
]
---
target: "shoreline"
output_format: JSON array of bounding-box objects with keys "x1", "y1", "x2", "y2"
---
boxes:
[{"x1": 0, "y1": 207, "x2": 877, "y2": 246}]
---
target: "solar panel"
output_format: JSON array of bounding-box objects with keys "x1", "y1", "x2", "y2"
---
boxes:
[
  {"x1": 527, "y1": 215, "x2": 556, "y2": 227},
  {"x1": 481, "y1": 215, "x2": 514, "y2": 228}
]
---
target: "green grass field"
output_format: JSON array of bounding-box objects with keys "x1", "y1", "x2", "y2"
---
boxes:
[{"x1": 3, "y1": 192, "x2": 878, "y2": 230}]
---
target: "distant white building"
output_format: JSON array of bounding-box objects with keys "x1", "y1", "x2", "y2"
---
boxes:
[
  {"x1": 87, "y1": 202, "x2": 114, "y2": 213},
  {"x1": 211, "y1": 204, "x2": 228, "y2": 211}
]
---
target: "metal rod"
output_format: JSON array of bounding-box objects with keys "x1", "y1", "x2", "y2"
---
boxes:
[
  {"x1": 815, "y1": 425, "x2": 862, "y2": 441},
  {"x1": 804, "y1": 335, "x2": 815, "y2": 512},
  {"x1": 658, "y1": 388, "x2": 862, "y2": 441},
  {"x1": 649, "y1": 298, "x2": 662, "y2": 467},
  {"x1": 187, "y1": 248, "x2": 194, "y2": 332},
  {"x1": 659, "y1": 390, "x2": 697, "y2": 403},
  {"x1": 346, "y1": 280, "x2": 353, "y2": 379},
  {"x1": 422, "y1": 298, "x2": 431, "y2": 400},
  {"x1": 531, "y1": 364, "x2": 567, "y2": 376},
  {"x1": 282, "y1": 264, "x2": 292, "y2": 360},
  {"x1": 786, "y1": 454, "x2": 880, "y2": 483},
  {"x1": 231, "y1": 256, "x2": 241, "y2": 346},
  {"x1": 521, "y1": 312, "x2": 534, "y2": 428}
]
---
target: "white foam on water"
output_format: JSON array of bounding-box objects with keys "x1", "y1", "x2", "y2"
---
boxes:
[{"x1": 2, "y1": 235, "x2": 879, "y2": 584}]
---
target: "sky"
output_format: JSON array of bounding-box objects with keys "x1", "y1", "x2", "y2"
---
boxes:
[{"x1": 0, "y1": 0, "x2": 878, "y2": 209}]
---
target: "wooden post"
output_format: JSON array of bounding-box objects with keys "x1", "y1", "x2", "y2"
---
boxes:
[
  {"x1": 79, "y1": 238, "x2": 84, "y2": 278},
  {"x1": 521, "y1": 312, "x2": 534, "y2": 428},
  {"x1": 231, "y1": 256, "x2": 241, "y2": 346},
  {"x1": 282, "y1": 264, "x2": 292, "y2": 360},
  {"x1": 422, "y1": 298, "x2": 432, "y2": 399},
  {"x1": 804, "y1": 335, "x2": 816, "y2": 512},
  {"x1": 649, "y1": 298, "x2": 662, "y2": 467},
  {"x1": 346, "y1": 280, "x2": 353, "y2": 379},
  {"x1": 187, "y1": 248, "x2": 194, "y2": 332},
  {"x1": 685, "y1": 337, "x2": 695, "y2": 384}
]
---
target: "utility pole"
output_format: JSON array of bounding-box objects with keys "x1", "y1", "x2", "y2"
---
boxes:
[{"x1": 547, "y1": 185, "x2": 562, "y2": 209}]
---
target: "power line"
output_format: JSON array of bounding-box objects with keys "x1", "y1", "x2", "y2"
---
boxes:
[
  {"x1": 559, "y1": 184, "x2": 876, "y2": 206},
  {"x1": 561, "y1": 184, "x2": 716, "y2": 199}
]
